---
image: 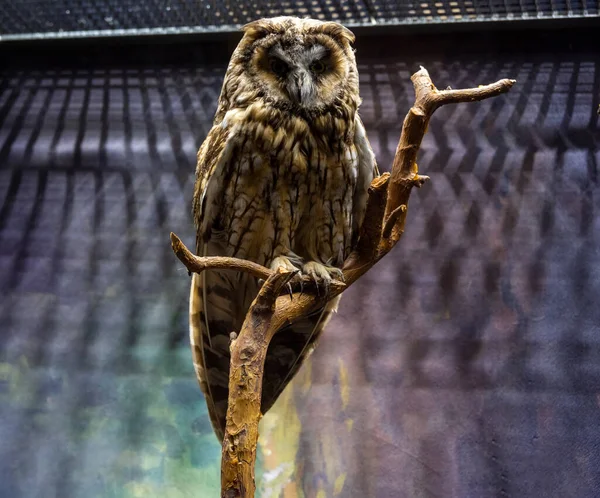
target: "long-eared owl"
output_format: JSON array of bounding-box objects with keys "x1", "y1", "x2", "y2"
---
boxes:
[{"x1": 190, "y1": 16, "x2": 379, "y2": 440}]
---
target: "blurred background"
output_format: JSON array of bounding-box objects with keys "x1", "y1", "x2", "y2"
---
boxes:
[{"x1": 0, "y1": 2, "x2": 599, "y2": 497}]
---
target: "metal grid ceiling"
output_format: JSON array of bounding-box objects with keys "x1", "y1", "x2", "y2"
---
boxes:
[{"x1": 0, "y1": 0, "x2": 599, "y2": 40}]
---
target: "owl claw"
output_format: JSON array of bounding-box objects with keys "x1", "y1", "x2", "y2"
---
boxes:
[
  {"x1": 269, "y1": 257, "x2": 342, "y2": 298},
  {"x1": 302, "y1": 261, "x2": 342, "y2": 298},
  {"x1": 270, "y1": 256, "x2": 299, "y2": 298},
  {"x1": 270, "y1": 256, "x2": 299, "y2": 274},
  {"x1": 299, "y1": 278, "x2": 305, "y2": 296},
  {"x1": 291, "y1": 271, "x2": 305, "y2": 296},
  {"x1": 311, "y1": 273, "x2": 321, "y2": 296},
  {"x1": 322, "y1": 276, "x2": 330, "y2": 297},
  {"x1": 329, "y1": 267, "x2": 344, "y2": 282}
]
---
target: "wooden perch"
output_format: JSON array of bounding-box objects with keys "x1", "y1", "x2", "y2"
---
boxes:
[
  {"x1": 170, "y1": 66, "x2": 515, "y2": 498},
  {"x1": 220, "y1": 268, "x2": 295, "y2": 498},
  {"x1": 170, "y1": 233, "x2": 346, "y2": 296}
]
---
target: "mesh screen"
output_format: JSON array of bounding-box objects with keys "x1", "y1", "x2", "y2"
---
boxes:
[
  {"x1": 0, "y1": 0, "x2": 598, "y2": 40},
  {"x1": 1, "y1": 38, "x2": 600, "y2": 495}
]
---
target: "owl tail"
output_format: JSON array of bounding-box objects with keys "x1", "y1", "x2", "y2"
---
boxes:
[{"x1": 190, "y1": 265, "x2": 340, "y2": 441}]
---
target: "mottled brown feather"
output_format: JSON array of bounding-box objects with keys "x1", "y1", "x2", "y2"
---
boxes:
[{"x1": 190, "y1": 16, "x2": 378, "y2": 440}]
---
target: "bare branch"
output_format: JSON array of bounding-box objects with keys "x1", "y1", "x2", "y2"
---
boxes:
[
  {"x1": 170, "y1": 232, "x2": 273, "y2": 280},
  {"x1": 171, "y1": 232, "x2": 346, "y2": 297},
  {"x1": 386, "y1": 67, "x2": 515, "y2": 224},
  {"x1": 344, "y1": 172, "x2": 390, "y2": 270},
  {"x1": 382, "y1": 204, "x2": 407, "y2": 240},
  {"x1": 221, "y1": 268, "x2": 295, "y2": 498},
  {"x1": 412, "y1": 66, "x2": 516, "y2": 114}
]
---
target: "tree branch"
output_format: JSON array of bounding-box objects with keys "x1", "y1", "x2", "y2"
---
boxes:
[
  {"x1": 220, "y1": 269, "x2": 295, "y2": 498},
  {"x1": 170, "y1": 232, "x2": 345, "y2": 295},
  {"x1": 385, "y1": 67, "x2": 515, "y2": 226},
  {"x1": 170, "y1": 232, "x2": 273, "y2": 281},
  {"x1": 170, "y1": 66, "x2": 515, "y2": 498}
]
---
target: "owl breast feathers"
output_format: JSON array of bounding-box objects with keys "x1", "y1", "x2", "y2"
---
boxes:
[{"x1": 189, "y1": 16, "x2": 378, "y2": 440}]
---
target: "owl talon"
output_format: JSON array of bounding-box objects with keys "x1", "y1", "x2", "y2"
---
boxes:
[
  {"x1": 312, "y1": 273, "x2": 321, "y2": 296},
  {"x1": 269, "y1": 258, "x2": 302, "y2": 297},
  {"x1": 270, "y1": 256, "x2": 299, "y2": 274},
  {"x1": 330, "y1": 267, "x2": 344, "y2": 282},
  {"x1": 322, "y1": 277, "x2": 330, "y2": 296},
  {"x1": 302, "y1": 261, "x2": 342, "y2": 297}
]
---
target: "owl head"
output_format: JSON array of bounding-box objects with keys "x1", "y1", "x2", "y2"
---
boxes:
[{"x1": 218, "y1": 17, "x2": 359, "y2": 116}]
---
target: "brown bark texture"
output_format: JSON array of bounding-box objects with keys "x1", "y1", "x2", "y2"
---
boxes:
[{"x1": 170, "y1": 66, "x2": 515, "y2": 498}]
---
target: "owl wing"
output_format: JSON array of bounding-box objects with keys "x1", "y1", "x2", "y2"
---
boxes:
[
  {"x1": 260, "y1": 299, "x2": 340, "y2": 414},
  {"x1": 190, "y1": 120, "x2": 242, "y2": 440},
  {"x1": 191, "y1": 114, "x2": 378, "y2": 441},
  {"x1": 259, "y1": 114, "x2": 379, "y2": 415},
  {"x1": 352, "y1": 114, "x2": 380, "y2": 238}
]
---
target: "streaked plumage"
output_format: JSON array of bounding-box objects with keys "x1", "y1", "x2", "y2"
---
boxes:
[{"x1": 190, "y1": 16, "x2": 378, "y2": 440}]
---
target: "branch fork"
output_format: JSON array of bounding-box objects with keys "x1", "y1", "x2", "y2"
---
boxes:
[{"x1": 170, "y1": 66, "x2": 515, "y2": 498}]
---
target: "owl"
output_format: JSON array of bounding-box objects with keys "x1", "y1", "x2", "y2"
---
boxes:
[{"x1": 190, "y1": 16, "x2": 378, "y2": 440}]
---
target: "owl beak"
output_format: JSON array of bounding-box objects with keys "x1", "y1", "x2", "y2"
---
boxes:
[{"x1": 288, "y1": 70, "x2": 312, "y2": 105}]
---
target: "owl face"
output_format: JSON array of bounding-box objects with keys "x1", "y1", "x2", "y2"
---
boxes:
[
  {"x1": 228, "y1": 17, "x2": 358, "y2": 113},
  {"x1": 250, "y1": 35, "x2": 349, "y2": 109}
]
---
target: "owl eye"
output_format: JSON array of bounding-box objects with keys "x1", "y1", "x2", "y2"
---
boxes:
[
  {"x1": 269, "y1": 58, "x2": 289, "y2": 76},
  {"x1": 309, "y1": 60, "x2": 327, "y2": 74}
]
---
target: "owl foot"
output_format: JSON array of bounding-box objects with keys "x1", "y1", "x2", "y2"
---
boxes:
[
  {"x1": 270, "y1": 256, "x2": 298, "y2": 274},
  {"x1": 269, "y1": 256, "x2": 301, "y2": 300},
  {"x1": 266, "y1": 257, "x2": 343, "y2": 298},
  {"x1": 302, "y1": 262, "x2": 344, "y2": 297}
]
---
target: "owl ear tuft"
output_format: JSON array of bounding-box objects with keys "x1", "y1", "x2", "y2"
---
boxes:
[
  {"x1": 241, "y1": 18, "x2": 273, "y2": 40},
  {"x1": 319, "y1": 22, "x2": 355, "y2": 46}
]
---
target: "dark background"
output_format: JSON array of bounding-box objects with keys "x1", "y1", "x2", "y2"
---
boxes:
[{"x1": 1, "y1": 11, "x2": 600, "y2": 498}]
